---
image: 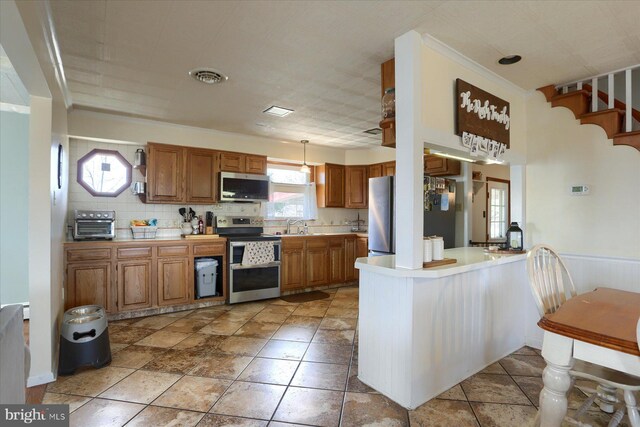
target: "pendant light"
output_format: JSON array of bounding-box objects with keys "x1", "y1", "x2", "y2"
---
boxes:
[{"x1": 300, "y1": 139, "x2": 310, "y2": 174}]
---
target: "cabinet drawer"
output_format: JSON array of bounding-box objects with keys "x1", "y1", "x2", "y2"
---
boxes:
[
  {"x1": 117, "y1": 246, "x2": 152, "y2": 259},
  {"x1": 157, "y1": 245, "x2": 189, "y2": 257},
  {"x1": 282, "y1": 238, "x2": 305, "y2": 250},
  {"x1": 306, "y1": 238, "x2": 329, "y2": 249},
  {"x1": 193, "y1": 242, "x2": 226, "y2": 256},
  {"x1": 67, "y1": 248, "x2": 112, "y2": 262}
]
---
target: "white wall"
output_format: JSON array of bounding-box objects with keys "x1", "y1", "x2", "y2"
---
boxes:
[{"x1": 525, "y1": 91, "x2": 640, "y2": 259}]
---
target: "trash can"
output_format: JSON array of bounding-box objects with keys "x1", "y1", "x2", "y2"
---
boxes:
[
  {"x1": 58, "y1": 305, "x2": 111, "y2": 375},
  {"x1": 195, "y1": 258, "x2": 218, "y2": 298}
]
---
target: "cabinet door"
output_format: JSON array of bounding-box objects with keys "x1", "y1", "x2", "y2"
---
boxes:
[
  {"x1": 382, "y1": 161, "x2": 395, "y2": 177},
  {"x1": 245, "y1": 155, "x2": 267, "y2": 174},
  {"x1": 281, "y1": 240, "x2": 305, "y2": 291},
  {"x1": 220, "y1": 152, "x2": 245, "y2": 173},
  {"x1": 344, "y1": 237, "x2": 358, "y2": 281},
  {"x1": 117, "y1": 260, "x2": 152, "y2": 311},
  {"x1": 424, "y1": 155, "x2": 461, "y2": 176},
  {"x1": 345, "y1": 165, "x2": 368, "y2": 208},
  {"x1": 328, "y1": 238, "x2": 345, "y2": 284},
  {"x1": 147, "y1": 143, "x2": 185, "y2": 202},
  {"x1": 157, "y1": 258, "x2": 190, "y2": 306},
  {"x1": 380, "y1": 58, "x2": 396, "y2": 148},
  {"x1": 356, "y1": 237, "x2": 368, "y2": 258},
  {"x1": 318, "y1": 164, "x2": 344, "y2": 208},
  {"x1": 368, "y1": 164, "x2": 382, "y2": 179},
  {"x1": 66, "y1": 262, "x2": 111, "y2": 312},
  {"x1": 186, "y1": 149, "x2": 218, "y2": 203},
  {"x1": 305, "y1": 239, "x2": 329, "y2": 287}
]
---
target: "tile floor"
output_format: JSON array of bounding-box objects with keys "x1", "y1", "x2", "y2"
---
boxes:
[{"x1": 42, "y1": 286, "x2": 628, "y2": 427}]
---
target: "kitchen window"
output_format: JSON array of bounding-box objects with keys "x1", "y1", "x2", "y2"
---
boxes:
[
  {"x1": 264, "y1": 164, "x2": 317, "y2": 219},
  {"x1": 77, "y1": 149, "x2": 132, "y2": 197}
]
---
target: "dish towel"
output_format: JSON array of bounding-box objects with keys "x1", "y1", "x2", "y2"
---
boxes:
[{"x1": 242, "y1": 241, "x2": 275, "y2": 266}]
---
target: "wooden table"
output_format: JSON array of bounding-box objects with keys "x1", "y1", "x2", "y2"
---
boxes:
[{"x1": 537, "y1": 288, "x2": 640, "y2": 426}]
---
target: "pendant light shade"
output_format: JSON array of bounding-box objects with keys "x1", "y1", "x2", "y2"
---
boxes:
[{"x1": 300, "y1": 139, "x2": 310, "y2": 174}]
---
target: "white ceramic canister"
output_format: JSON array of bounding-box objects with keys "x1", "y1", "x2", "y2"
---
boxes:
[
  {"x1": 423, "y1": 237, "x2": 433, "y2": 263},
  {"x1": 431, "y1": 236, "x2": 444, "y2": 260}
]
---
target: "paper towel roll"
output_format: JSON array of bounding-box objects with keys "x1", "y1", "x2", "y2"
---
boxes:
[
  {"x1": 423, "y1": 238, "x2": 432, "y2": 263},
  {"x1": 432, "y1": 237, "x2": 444, "y2": 260}
]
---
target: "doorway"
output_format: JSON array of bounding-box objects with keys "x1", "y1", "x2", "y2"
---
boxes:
[{"x1": 486, "y1": 178, "x2": 510, "y2": 242}]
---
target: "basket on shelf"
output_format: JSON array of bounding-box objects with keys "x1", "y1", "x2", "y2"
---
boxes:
[{"x1": 131, "y1": 226, "x2": 158, "y2": 239}]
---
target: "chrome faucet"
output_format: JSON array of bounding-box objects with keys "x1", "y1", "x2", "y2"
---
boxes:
[{"x1": 286, "y1": 218, "x2": 304, "y2": 234}]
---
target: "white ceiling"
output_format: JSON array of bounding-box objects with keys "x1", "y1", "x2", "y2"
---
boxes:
[
  {"x1": 48, "y1": 1, "x2": 640, "y2": 149},
  {"x1": 0, "y1": 44, "x2": 30, "y2": 107}
]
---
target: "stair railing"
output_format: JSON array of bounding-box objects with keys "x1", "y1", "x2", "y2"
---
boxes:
[{"x1": 556, "y1": 64, "x2": 639, "y2": 132}]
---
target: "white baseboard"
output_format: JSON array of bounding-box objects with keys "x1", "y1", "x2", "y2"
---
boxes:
[{"x1": 27, "y1": 371, "x2": 55, "y2": 387}]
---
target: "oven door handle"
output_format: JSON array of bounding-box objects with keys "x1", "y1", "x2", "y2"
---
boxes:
[
  {"x1": 230, "y1": 261, "x2": 281, "y2": 270},
  {"x1": 230, "y1": 241, "x2": 281, "y2": 248}
]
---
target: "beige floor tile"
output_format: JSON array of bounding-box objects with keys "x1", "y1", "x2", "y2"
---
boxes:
[
  {"x1": 229, "y1": 301, "x2": 269, "y2": 314},
  {"x1": 162, "y1": 309, "x2": 194, "y2": 318},
  {"x1": 217, "y1": 310, "x2": 259, "y2": 323},
  {"x1": 171, "y1": 332, "x2": 227, "y2": 351},
  {"x1": 153, "y1": 375, "x2": 232, "y2": 412},
  {"x1": 272, "y1": 325, "x2": 317, "y2": 342},
  {"x1": 127, "y1": 405, "x2": 204, "y2": 426},
  {"x1": 142, "y1": 348, "x2": 204, "y2": 374},
  {"x1": 312, "y1": 329, "x2": 355, "y2": 346},
  {"x1": 318, "y1": 317, "x2": 357, "y2": 330},
  {"x1": 342, "y1": 392, "x2": 409, "y2": 427},
  {"x1": 109, "y1": 345, "x2": 167, "y2": 369},
  {"x1": 99, "y1": 370, "x2": 181, "y2": 404},
  {"x1": 284, "y1": 315, "x2": 322, "y2": 327},
  {"x1": 108, "y1": 325, "x2": 156, "y2": 344},
  {"x1": 346, "y1": 364, "x2": 378, "y2": 394},
  {"x1": 199, "y1": 319, "x2": 247, "y2": 335},
  {"x1": 135, "y1": 330, "x2": 191, "y2": 348},
  {"x1": 163, "y1": 318, "x2": 212, "y2": 333},
  {"x1": 328, "y1": 298, "x2": 358, "y2": 309},
  {"x1": 210, "y1": 381, "x2": 286, "y2": 420},
  {"x1": 268, "y1": 422, "x2": 308, "y2": 427},
  {"x1": 470, "y1": 402, "x2": 537, "y2": 426},
  {"x1": 257, "y1": 339, "x2": 309, "y2": 360},
  {"x1": 198, "y1": 414, "x2": 268, "y2": 426},
  {"x1": 409, "y1": 399, "x2": 479, "y2": 427},
  {"x1": 512, "y1": 346, "x2": 540, "y2": 356},
  {"x1": 303, "y1": 343, "x2": 352, "y2": 365},
  {"x1": 290, "y1": 361, "x2": 349, "y2": 391},
  {"x1": 47, "y1": 366, "x2": 135, "y2": 397},
  {"x1": 461, "y1": 373, "x2": 531, "y2": 405},
  {"x1": 109, "y1": 343, "x2": 129, "y2": 354},
  {"x1": 260, "y1": 305, "x2": 297, "y2": 315},
  {"x1": 189, "y1": 353, "x2": 254, "y2": 380},
  {"x1": 324, "y1": 307, "x2": 359, "y2": 319},
  {"x1": 252, "y1": 311, "x2": 290, "y2": 324},
  {"x1": 233, "y1": 321, "x2": 281, "y2": 339},
  {"x1": 69, "y1": 398, "x2": 145, "y2": 427},
  {"x1": 291, "y1": 305, "x2": 328, "y2": 318},
  {"x1": 479, "y1": 362, "x2": 508, "y2": 375},
  {"x1": 217, "y1": 336, "x2": 268, "y2": 356},
  {"x1": 186, "y1": 307, "x2": 227, "y2": 320},
  {"x1": 436, "y1": 384, "x2": 468, "y2": 401},
  {"x1": 499, "y1": 354, "x2": 546, "y2": 376},
  {"x1": 273, "y1": 387, "x2": 344, "y2": 427},
  {"x1": 130, "y1": 315, "x2": 177, "y2": 330},
  {"x1": 237, "y1": 357, "x2": 299, "y2": 385},
  {"x1": 42, "y1": 392, "x2": 91, "y2": 412}
]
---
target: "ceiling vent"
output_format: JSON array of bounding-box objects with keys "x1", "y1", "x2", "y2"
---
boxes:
[
  {"x1": 189, "y1": 68, "x2": 228, "y2": 84},
  {"x1": 363, "y1": 128, "x2": 383, "y2": 135}
]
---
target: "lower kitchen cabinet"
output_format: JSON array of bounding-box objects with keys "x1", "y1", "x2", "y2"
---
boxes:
[
  {"x1": 157, "y1": 257, "x2": 190, "y2": 306},
  {"x1": 66, "y1": 262, "x2": 111, "y2": 312},
  {"x1": 345, "y1": 236, "x2": 358, "y2": 281},
  {"x1": 329, "y1": 238, "x2": 346, "y2": 284},
  {"x1": 116, "y1": 260, "x2": 152, "y2": 311},
  {"x1": 281, "y1": 239, "x2": 305, "y2": 291},
  {"x1": 356, "y1": 237, "x2": 368, "y2": 258},
  {"x1": 305, "y1": 239, "x2": 329, "y2": 287}
]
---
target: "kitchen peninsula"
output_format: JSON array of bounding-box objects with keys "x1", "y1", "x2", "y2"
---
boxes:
[{"x1": 355, "y1": 247, "x2": 533, "y2": 409}]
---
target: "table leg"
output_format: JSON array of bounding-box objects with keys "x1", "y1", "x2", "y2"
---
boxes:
[
  {"x1": 539, "y1": 360, "x2": 573, "y2": 426},
  {"x1": 624, "y1": 390, "x2": 640, "y2": 427}
]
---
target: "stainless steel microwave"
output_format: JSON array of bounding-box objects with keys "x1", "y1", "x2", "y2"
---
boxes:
[{"x1": 219, "y1": 172, "x2": 270, "y2": 202}]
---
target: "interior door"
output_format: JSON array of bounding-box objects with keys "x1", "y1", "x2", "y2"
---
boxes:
[{"x1": 486, "y1": 179, "x2": 510, "y2": 242}]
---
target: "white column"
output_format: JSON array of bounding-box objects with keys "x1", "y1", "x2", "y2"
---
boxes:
[
  {"x1": 625, "y1": 69, "x2": 632, "y2": 132},
  {"x1": 394, "y1": 31, "x2": 423, "y2": 269},
  {"x1": 607, "y1": 74, "x2": 615, "y2": 109},
  {"x1": 591, "y1": 78, "x2": 598, "y2": 112}
]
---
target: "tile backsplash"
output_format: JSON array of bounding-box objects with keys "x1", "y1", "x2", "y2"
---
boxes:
[{"x1": 68, "y1": 139, "x2": 367, "y2": 239}]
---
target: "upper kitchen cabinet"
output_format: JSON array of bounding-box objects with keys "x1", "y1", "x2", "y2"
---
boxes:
[
  {"x1": 316, "y1": 163, "x2": 345, "y2": 208},
  {"x1": 380, "y1": 58, "x2": 396, "y2": 148},
  {"x1": 220, "y1": 151, "x2": 267, "y2": 174},
  {"x1": 382, "y1": 161, "x2": 395, "y2": 176},
  {"x1": 345, "y1": 165, "x2": 367, "y2": 208},
  {"x1": 146, "y1": 143, "x2": 185, "y2": 203},
  {"x1": 369, "y1": 163, "x2": 383, "y2": 179},
  {"x1": 186, "y1": 148, "x2": 219, "y2": 204},
  {"x1": 424, "y1": 155, "x2": 461, "y2": 177}
]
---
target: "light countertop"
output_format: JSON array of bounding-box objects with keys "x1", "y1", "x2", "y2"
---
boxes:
[{"x1": 355, "y1": 247, "x2": 527, "y2": 278}]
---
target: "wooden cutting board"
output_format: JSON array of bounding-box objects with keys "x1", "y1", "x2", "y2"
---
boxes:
[
  {"x1": 182, "y1": 234, "x2": 220, "y2": 240},
  {"x1": 423, "y1": 258, "x2": 457, "y2": 268}
]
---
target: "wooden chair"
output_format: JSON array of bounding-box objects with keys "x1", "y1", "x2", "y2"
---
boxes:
[{"x1": 526, "y1": 244, "x2": 640, "y2": 427}]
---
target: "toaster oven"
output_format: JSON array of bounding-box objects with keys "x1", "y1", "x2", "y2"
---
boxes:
[{"x1": 73, "y1": 210, "x2": 116, "y2": 240}]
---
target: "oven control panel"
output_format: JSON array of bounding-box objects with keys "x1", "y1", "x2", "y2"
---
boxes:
[{"x1": 216, "y1": 216, "x2": 264, "y2": 228}]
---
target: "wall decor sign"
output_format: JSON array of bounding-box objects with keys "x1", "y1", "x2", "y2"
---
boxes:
[{"x1": 456, "y1": 79, "x2": 510, "y2": 148}]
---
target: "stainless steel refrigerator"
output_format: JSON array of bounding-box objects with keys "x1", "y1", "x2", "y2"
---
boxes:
[{"x1": 368, "y1": 175, "x2": 457, "y2": 255}]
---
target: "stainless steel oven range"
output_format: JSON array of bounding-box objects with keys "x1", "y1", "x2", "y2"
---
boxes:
[
  {"x1": 215, "y1": 216, "x2": 281, "y2": 304},
  {"x1": 73, "y1": 210, "x2": 116, "y2": 240}
]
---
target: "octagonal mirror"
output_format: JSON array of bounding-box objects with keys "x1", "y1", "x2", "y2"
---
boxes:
[{"x1": 77, "y1": 149, "x2": 132, "y2": 197}]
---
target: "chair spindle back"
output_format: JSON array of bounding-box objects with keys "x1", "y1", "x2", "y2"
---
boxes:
[{"x1": 526, "y1": 244, "x2": 577, "y2": 317}]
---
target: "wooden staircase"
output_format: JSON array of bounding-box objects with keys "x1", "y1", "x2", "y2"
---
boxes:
[{"x1": 538, "y1": 84, "x2": 640, "y2": 152}]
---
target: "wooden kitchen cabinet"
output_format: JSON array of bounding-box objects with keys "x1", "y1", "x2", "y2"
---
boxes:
[
  {"x1": 245, "y1": 155, "x2": 267, "y2": 174},
  {"x1": 66, "y1": 262, "x2": 111, "y2": 312},
  {"x1": 186, "y1": 148, "x2": 219, "y2": 203},
  {"x1": 368, "y1": 163, "x2": 383, "y2": 179},
  {"x1": 345, "y1": 165, "x2": 368, "y2": 208},
  {"x1": 380, "y1": 58, "x2": 396, "y2": 148},
  {"x1": 220, "y1": 152, "x2": 267, "y2": 174},
  {"x1": 281, "y1": 238, "x2": 305, "y2": 291},
  {"x1": 344, "y1": 236, "x2": 358, "y2": 281},
  {"x1": 316, "y1": 163, "x2": 345, "y2": 207},
  {"x1": 328, "y1": 238, "x2": 346, "y2": 284},
  {"x1": 305, "y1": 238, "x2": 329, "y2": 287},
  {"x1": 157, "y1": 257, "x2": 190, "y2": 306},
  {"x1": 424, "y1": 155, "x2": 461, "y2": 176},
  {"x1": 116, "y1": 259, "x2": 152, "y2": 311},
  {"x1": 356, "y1": 237, "x2": 368, "y2": 258},
  {"x1": 146, "y1": 143, "x2": 185, "y2": 203},
  {"x1": 382, "y1": 161, "x2": 395, "y2": 176}
]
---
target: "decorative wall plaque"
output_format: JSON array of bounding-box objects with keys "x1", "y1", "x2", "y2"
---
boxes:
[{"x1": 456, "y1": 79, "x2": 511, "y2": 148}]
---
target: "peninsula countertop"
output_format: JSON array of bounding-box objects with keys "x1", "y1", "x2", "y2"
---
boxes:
[{"x1": 355, "y1": 247, "x2": 527, "y2": 279}]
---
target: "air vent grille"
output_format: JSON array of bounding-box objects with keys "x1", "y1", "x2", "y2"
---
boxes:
[{"x1": 189, "y1": 68, "x2": 228, "y2": 85}]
